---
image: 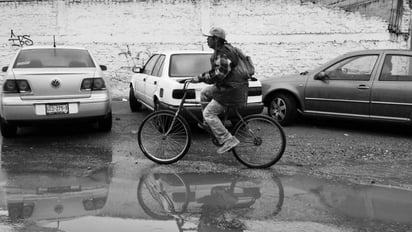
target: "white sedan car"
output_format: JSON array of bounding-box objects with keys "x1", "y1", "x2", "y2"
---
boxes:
[
  {"x1": 129, "y1": 50, "x2": 263, "y2": 121},
  {"x1": 0, "y1": 46, "x2": 112, "y2": 137}
]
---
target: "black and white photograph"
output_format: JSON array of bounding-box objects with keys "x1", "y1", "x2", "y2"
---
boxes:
[{"x1": 0, "y1": 0, "x2": 412, "y2": 231}]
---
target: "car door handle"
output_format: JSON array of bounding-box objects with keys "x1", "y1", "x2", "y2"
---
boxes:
[{"x1": 357, "y1": 84, "x2": 369, "y2": 90}]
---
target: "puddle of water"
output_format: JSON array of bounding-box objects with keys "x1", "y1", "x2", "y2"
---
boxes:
[
  {"x1": 280, "y1": 175, "x2": 412, "y2": 230},
  {"x1": 0, "y1": 163, "x2": 410, "y2": 232}
]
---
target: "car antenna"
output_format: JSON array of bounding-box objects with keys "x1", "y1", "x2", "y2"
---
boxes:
[{"x1": 53, "y1": 35, "x2": 56, "y2": 48}]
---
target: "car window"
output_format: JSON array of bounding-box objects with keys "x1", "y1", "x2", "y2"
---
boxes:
[
  {"x1": 152, "y1": 55, "x2": 165, "y2": 77},
  {"x1": 380, "y1": 55, "x2": 412, "y2": 81},
  {"x1": 13, "y1": 49, "x2": 95, "y2": 68},
  {"x1": 324, "y1": 55, "x2": 378, "y2": 81},
  {"x1": 169, "y1": 54, "x2": 211, "y2": 77},
  {"x1": 143, "y1": 54, "x2": 160, "y2": 75}
]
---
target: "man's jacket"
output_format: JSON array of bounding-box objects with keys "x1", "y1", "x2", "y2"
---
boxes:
[{"x1": 198, "y1": 43, "x2": 249, "y2": 108}]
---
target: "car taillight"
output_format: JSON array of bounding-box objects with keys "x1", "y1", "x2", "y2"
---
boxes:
[
  {"x1": 248, "y1": 87, "x2": 262, "y2": 96},
  {"x1": 83, "y1": 197, "x2": 107, "y2": 210},
  {"x1": 81, "y1": 78, "x2": 106, "y2": 91},
  {"x1": 7, "y1": 202, "x2": 34, "y2": 219},
  {"x1": 3, "y1": 80, "x2": 31, "y2": 93},
  {"x1": 172, "y1": 89, "x2": 195, "y2": 99}
]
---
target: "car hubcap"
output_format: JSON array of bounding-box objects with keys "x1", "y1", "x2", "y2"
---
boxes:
[{"x1": 271, "y1": 98, "x2": 286, "y2": 120}]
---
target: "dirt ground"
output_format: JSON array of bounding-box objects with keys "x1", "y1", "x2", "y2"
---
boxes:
[
  {"x1": 112, "y1": 102, "x2": 412, "y2": 190},
  {"x1": 277, "y1": 116, "x2": 412, "y2": 189}
]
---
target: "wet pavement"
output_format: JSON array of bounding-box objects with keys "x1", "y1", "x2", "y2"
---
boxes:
[
  {"x1": 0, "y1": 147, "x2": 411, "y2": 231},
  {"x1": 0, "y1": 102, "x2": 411, "y2": 232}
]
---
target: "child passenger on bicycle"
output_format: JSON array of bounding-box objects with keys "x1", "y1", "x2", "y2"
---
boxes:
[{"x1": 189, "y1": 27, "x2": 249, "y2": 154}]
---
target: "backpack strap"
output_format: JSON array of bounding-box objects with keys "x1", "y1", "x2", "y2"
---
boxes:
[{"x1": 218, "y1": 43, "x2": 239, "y2": 68}]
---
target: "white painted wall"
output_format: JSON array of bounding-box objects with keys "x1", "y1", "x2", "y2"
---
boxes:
[{"x1": 0, "y1": 0, "x2": 408, "y2": 98}]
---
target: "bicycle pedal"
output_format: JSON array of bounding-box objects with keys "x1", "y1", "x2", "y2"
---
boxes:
[{"x1": 212, "y1": 138, "x2": 223, "y2": 147}]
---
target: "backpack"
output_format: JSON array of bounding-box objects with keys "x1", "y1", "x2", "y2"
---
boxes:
[
  {"x1": 223, "y1": 44, "x2": 255, "y2": 80},
  {"x1": 234, "y1": 47, "x2": 255, "y2": 78}
]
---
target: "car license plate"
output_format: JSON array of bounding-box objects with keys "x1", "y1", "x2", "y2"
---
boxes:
[
  {"x1": 46, "y1": 104, "x2": 69, "y2": 115},
  {"x1": 37, "y1": 185, "x2": 81, "y2": 194}
]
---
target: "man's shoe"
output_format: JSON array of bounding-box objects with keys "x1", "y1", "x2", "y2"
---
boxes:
[{"x1": 217, "y1": 137, "x2": 240, "y2": 154}]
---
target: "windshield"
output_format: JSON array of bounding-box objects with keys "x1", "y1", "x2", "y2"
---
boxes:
[
  {"x1": 13, "y1": 48, "x2": 95, "y2": 68},
  {"x1": 169, "y1": 54, "x2": 211, "y2": 77}
]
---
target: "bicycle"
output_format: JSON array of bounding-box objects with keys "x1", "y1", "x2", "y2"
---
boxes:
[{"x1": 137, "y1": 79, "x2": 286, "y2": 168}]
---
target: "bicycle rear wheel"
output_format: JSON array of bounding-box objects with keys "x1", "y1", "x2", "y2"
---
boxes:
[
  {"x1": 232, "y1": 115, "x2": 286, "y2": 168},
  {"x1": 138, "y1": 110, "x2": 191, "y2": 164}
]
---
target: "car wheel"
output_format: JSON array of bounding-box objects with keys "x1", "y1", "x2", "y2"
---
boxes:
[
  {"x1": 0, "y1": 119, "x2": 17, "y2": 138},
  {"x1": 267, "y1": 93, "x2": 297, "y2": 126},
  {"x1": 129, "y1": 87, "x2": 142, "y2": 112},
  {"x1": 97, "y1": 112, "x2": 112, "y2": 132}
]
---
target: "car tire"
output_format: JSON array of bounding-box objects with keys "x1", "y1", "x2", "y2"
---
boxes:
[
  {"x1": 97, "y1": 112, "x2": 112, "y2": 132},
  {"x1": 153, "y1": 99, "x2": 160, "y2": 112},
  {"x1": 268, "y1": 93, "x2": 297, "y2": 126},
  {"x1": 129, "y1": 87, "x2": 142, "y2": 112},
  {"x1": 0, "y1": 119, "x2": 17, "y2": 138}
]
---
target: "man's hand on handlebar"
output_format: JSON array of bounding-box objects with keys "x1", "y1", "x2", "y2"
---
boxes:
[
  {"x1": 178, "y1": 76, "x2": 200, "y2": 84},
  {"x1": 191, "y1": 76, "x2": 200, "y2": 83}
]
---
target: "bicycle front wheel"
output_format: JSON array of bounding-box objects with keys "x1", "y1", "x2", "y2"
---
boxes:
[
  {"x1": 138, "y1": 110, "x2": 191, "y2": 164},
  {"x1": 232, "y1": 115, "x2": 286, "y2": 168},
  {"x1": 137, "y1": 172, "x2": 190, "y2": 220}
]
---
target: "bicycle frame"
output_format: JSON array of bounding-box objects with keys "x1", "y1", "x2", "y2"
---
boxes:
[
  {"x1": 138, "y1": 80, "x2": 286, "y2": 168},
  {"x1": 165, "y1": 80, "x2": 250, "y2": 137}
]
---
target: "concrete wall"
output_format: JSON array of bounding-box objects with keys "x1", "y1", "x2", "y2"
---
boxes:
[{"x1": 0, "y1": 0, "x2": 408, "y2": 98}]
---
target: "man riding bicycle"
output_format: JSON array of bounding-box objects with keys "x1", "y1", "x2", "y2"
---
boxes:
[{"x1": 190, "y1": 27, "x2": 249, "y2": 154}]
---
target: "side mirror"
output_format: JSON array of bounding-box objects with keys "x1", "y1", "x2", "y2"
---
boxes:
[
  {"x1": 314, "y1": 71, "x2": 328, "y2": 80},
  {"x1": 132, "y1": 66, "x2": 143, "y2": 73},
  {"x1": 2, "y1": 66, "x2": 8, "y2": 72},
  {"x1": 100, "y1": 65, "x2": 107, "y2": 71}
]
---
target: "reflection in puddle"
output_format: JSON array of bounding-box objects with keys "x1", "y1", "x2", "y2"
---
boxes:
[
  {"x1": 0, "y1": 166, "x2": 111, "y2": 231},
  {"x1": 281, "y1": 175, "x2": 412, "y2": 231},
  {"x1": 308, "y1": 178, "x2": 412, "y2": 224},
  {"x1": 0, "y1": 143, "x2": 113, "y2": 231},
  {"x1": 137, "y1": 170, "x2": 284, "y2": 231},
  {"x1": 0, "y1": 164, "x2": 411, "y2": 231}
]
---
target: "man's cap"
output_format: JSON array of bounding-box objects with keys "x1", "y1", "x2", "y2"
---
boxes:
[{"x1": 203, "y1": 27, "x2": 226, "y2": 40}]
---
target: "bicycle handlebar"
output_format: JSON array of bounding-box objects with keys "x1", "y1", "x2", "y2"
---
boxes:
[
  {"x1": 178, "y1": 79, "x2": 193, "y2": 91},
  {"x1": 178, "y1": 79, "x2": 192, "y2": 84}
]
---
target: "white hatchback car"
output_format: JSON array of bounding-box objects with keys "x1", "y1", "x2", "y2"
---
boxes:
[
  {"x1": 129, "y1": 50, "x2": 263, "y2": 121},
  {"x1": 0, "y1": 46, "x2": 112, "y2": 137}
]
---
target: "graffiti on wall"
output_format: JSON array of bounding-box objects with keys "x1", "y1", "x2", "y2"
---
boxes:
[
  {"x1": 8, "y1": 30, "x2": 33, "y2": 47},
  {"x1": 118, "y1": 45, "x2": 151, "y2": 69}
]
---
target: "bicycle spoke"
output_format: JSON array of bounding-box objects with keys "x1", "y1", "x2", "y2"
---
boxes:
[
  {"x1": 138, "y1": 111, "x2": 191, "y2": 164},
  {"x1": 137, "y1": 172, "x2": 190, "y2": 221},
  {"x1": 233, "y1": 116, "x2": 286, "y2": 168},
  {"x1": 138, "y1": 179, "x2": 172, "y2": 219}
]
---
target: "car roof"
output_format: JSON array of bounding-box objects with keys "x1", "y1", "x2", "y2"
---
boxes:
[
  {"x1": 345, "y1": 49, "x2": 412, "y2": 55},
  {"x1": 154, "y1": 50, "x2": 213, "y2": 55},
  {"x1": 19, "y1": 45, "x2": 88, "y2": 51}
]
